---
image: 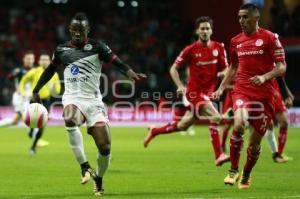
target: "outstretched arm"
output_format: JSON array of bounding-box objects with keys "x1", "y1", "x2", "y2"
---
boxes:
[
  {"x1": 112, "y1": 57, "x2": 146, "y2": 82},
  {"x1": 32, "y1": 63, "x2": 56, "y2": 102}
]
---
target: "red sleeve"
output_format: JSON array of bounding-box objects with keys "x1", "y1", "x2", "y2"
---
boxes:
[
  {"x1": 174, "y1": 46, "x2": 191, "y2": 68},
  {"x1": 269, "y1": 33, "x2": 285, "y2": 63},
  {"x1": 229, "y1": 39, "x2": 238, "y2": 65},
  {"x1": 217, "y1": 43, "x2": 229, "y2": 71}
]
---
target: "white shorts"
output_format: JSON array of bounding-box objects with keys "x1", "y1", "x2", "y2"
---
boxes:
[
  {"x1": 62, "y1": 96, "x2": 109, "y2": 127},
  {"x1": 12, "y1": 92, "x2": 30, "y2": 114}
]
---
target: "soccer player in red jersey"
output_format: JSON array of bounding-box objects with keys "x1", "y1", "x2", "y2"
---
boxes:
[
  {"x1": 144, "y1": 16, "x2": 230, "y2": 166},
  {"x1": 212, "y1": 4, "x2": 286, "y2": 189},
  {"x1": 265, "y1": 78, "x2": 294, "y2": 163}
]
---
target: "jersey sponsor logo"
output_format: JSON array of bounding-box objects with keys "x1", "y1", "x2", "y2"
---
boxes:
[
  {"x1": 84, "y1": 44, "x2": 93, "y2": 51},
  {"x1": 255, "y1": 39, "x2": 264, "y2": 46},
  {"x1": 66, "y1": 76, "x2": 89, "y2": 83},
  {"x1": 237, "y1": 50, "x2": 264, "y2": 56},
  {"x1": 70, "y1": 64, "x2": 80, "y2": 75},
  {"x1": 196, "y1": 59, "x2": 218, "y2": 66},
  {"x1": 212, "y1": 49, "x2": 218, "y2": 57}
]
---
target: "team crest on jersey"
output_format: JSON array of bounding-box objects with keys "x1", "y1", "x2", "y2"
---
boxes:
[
  {"x1": 70, "y1": 64, "x2": 80, "y2": 75},
  {"x1": 83, "y1": 44, "x2": 93, "y2": 51},
  {"x1": 255, "y1": 39, "x2": 263, "y2": 46},
  {"x1": 212, "y1": 49, "x2": 218, "y2": 57},
  {"x1": 235, "y1": 99, "x2": 244, "y2": 107}
]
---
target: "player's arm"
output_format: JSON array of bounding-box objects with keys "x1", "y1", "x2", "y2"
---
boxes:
[
  {"x1": 212, "y1": 62, "x2": 238, "y2": 100},
  {"x1": 111, "y1": 57, "x2": 146, "y2": 82},
  {"x1": 250, "y1": 33, "x2": 286, "y2": 85},
  {"x1": 250, "y1": 61, "x2": 286, "y2": 85},
  {"x1": 99, "y1": 42, "x2": 146, "y2": 82},
  {"x1": 32, "y1": 63, "x2": 57, "y2": 102},
  {"x1": 170, "y1": 63, "x2": 185, "y2": 95}
]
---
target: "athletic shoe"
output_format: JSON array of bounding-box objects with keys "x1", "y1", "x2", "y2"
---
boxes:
[
  {"x1": 93, "y1": 176, "x2": 104, "y2": 196},
  {"x1": 29, "y1": 148, "x2": 36, "y2": 156},
  {"x1": 272, "y1": 152, "x2": 289, "y2": 163},
  {"x1": 80, "y1": 168, "x2": 91, "y2": 184},
  {"x1": 224, "y1": 169, "x2": 239, "y2": 185},
  {"x1": 144, "y1": 127, "x2": 155, "y2": 148},
  {"x1": 37, "y1": 139, "x2": 49, "y2": 147},
  {"x1": 215, "y1": 153, "x2": 230, "y2": 166},
  {"x1": 238, "y1": 171, "x2": 251, "y2": 189}
]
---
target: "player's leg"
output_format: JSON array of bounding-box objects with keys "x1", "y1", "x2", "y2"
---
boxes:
[
  {"x1": 224, "y1": 107, "x2": 248, "y2": 185},
  {"x1": 64, "y1": 104, "x2": 91, "y2": 184},
  {"x1": 88, "y1": 124, "x2": 111, "y2": 196},
  {"x1": 275, "y1": 111, "x2": 290, "y2": 159},
  {"x1": 29, "y1": 128, "x2": 44, "y2": 155},
  {"x1": 239, "y1": 127, "x2": 264, "y2": 189},
  {"x1": 221, "y1": 121, "x2": 232, "y2": 153},
  {"x1": 0, "y1": 112, "x2": 22, "y2": 127},
  {"x1": 265, "y1": 121, "x2": 281, "y2": 162},
  {"x1": 200, "y1": 102, "x2": 230, "y2": 166},
  {"x1": 143, "y1": 109, "x2": 195, "y2": 148}
]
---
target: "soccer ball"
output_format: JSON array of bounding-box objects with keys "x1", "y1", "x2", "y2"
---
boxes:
[{"x1": 24, "y1": 103, "x2": 49, "y2": 128}]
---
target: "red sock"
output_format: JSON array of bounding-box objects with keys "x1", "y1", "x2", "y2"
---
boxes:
[
  {"x1": 222, "y1": 124, "x2": 231, "y2": 150},
  {"x1": 230, "y1": 129, "x2": 244, "y2": 170},
  {"x1": 152, "y1": 121, "x2": 178, "y2": 136},
  {"x1": 244, "y1": 146, "x2": 261, "y2": 173},
  {"x1": 209, "y1": 123, "x2": 222, "y2": 159},
  {"x1": 278, "y1": 127, "x2": 288, "y2": 156}
]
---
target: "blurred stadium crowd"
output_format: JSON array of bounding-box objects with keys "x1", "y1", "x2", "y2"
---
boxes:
[{"x1": 0, "y1": 0, "x2": 299, "y2": 106}]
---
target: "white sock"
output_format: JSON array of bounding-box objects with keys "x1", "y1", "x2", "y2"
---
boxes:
[
  {"x1": 66, "y1": 127, "x2": 87, "y2": 164},
  {"x1": 265, "y1": 129, "x2": 278, "y2": 153},
  {"x1": 0, "y1": 118, "x2": 13, "y2": 127},
  {"x1": 31, "y1": 128, "x2": 39, "y2": 139},
  {"x1": 97, "y1": 153, "x2": 111, "y2": 177}
]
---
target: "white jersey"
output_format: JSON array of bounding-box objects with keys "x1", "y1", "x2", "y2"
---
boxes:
[{"x1": 53, "y1": 39, "x2": 115, "y2": 100}]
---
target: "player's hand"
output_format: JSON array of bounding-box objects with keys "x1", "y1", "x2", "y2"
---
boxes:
[
  {"x1": 217, "y1": 71, "x2": 226, "y2": 79},
  {"x1": 211, "y1": 88, "x2": 224, "y2": 100},
  {"x1": 31, "y1": 93, "x2": 41, "y2": 103},
  {"x1": 126, "y1": 69, "x2": 147, "y2": 83},
  {"x1": 285, "y1": 96, "x2": 293, "y2": 108},
  {"x1": 176, "y1": 86, "x2": 186, "y2": 96},
  {"x1": 249, "y1": 75, "x2": 266, "y2": 86}
]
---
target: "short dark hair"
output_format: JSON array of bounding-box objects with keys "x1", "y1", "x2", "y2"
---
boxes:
[
  {"x1": 240, "y1": 3, "x2": 260, "y2": 16},
  {"x1": 195, "y1": 16, "x2": 213, "y2": 29},
  {"x1": 70, "y1": 12, "x2": 89, "y2": 27}
]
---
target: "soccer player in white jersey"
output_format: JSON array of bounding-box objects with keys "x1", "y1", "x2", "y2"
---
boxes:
[{"x1": 32, "y1": 12, "x2": 146, "y2": 196}]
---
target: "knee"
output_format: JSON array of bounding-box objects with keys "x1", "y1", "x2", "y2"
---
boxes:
[
  {"x1": 279, "y1": 120, "x2": 288, "y2": 129},
  {"x1": 211, "y1": 114, "x2": 221, "y2": 124},
  {"x1": 64, "y1": 117, "x2": 79, "y2": 127},
  {"x1": 99, "y1": 143, "x2": 111, "y2": 156},
  {"x1": 177, "y1": 123, "x2": 189, "y2": 131}
]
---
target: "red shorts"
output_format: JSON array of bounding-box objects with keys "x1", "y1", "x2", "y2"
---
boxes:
[
  {"x1": 273, "y1": 94, "x2": 286, "y2": 114},
  {"x1": 232, "y1": 93, "x2": 274, "y2": 135},
  {"x1": 173, "y1": 106, "x2": 190, "y2": 122},
  {"x1": 186, "y1": 92, "x2": 211, "y2": 115}
]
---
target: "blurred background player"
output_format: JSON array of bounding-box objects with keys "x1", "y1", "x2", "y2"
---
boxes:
[
  {"x1": 144, "y1": 16, "x2": 230, "y2": 166},
  {"x1": 265, "y1": 78, "x2": 294, "y2": 163},
  {"x1": 0, "y1": 51, "x2": 34, "y2": 127},
  {"x1": 19, "y1": 52, "x2": 61, "y2": 155},
  {"x1": 31, "y1": 12, "x2": 146, "y2": 196},
  {"x1": 213, "y1": 3, "x2": 287, "y2": 189},
  {"x1": 0, "y1": 51, "x2": 45, "y2": 147}
]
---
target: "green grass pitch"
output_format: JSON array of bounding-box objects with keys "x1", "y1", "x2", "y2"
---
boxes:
[{"x1": 0, "y1": 126, "x2": 299, "y2": 199}]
